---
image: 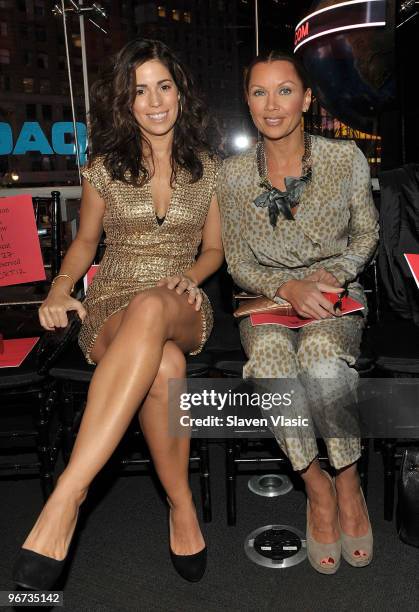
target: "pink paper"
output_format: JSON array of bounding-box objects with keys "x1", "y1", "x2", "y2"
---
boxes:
[{"x1": 0, "y1": 194, "x2": 46, "y2": 287}]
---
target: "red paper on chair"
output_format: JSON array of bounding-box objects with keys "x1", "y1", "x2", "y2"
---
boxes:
[
  {"x1": 0, "y1": 337, "x2": 40, "y2": 368},
  {"x1": 250, "y1": 294, "x2": 364, "y2": 329},
  {"x1": 83, "y1": 264, "x2": 100, "y2": 292},
  {"x1": 404, "y1": 254, "x2": 419, "y2": 289},
  {"x1": 0, "y1": 194, "x2": 46, "y2": 287}
]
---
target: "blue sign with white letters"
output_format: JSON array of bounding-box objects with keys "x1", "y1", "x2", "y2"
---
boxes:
[{"x1": 0, "y1": 121, "x2": 88, "y2": 164}]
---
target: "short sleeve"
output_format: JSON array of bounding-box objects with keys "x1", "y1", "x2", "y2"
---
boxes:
[
  {"x1": 209, "y1": 154, "x2": 223, "y2": 197},
  {"x1": 81, "y1": 156, "x2": 109, "y2": 198}
]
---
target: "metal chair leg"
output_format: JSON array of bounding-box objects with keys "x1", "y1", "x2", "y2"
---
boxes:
[
  {"x1": 359, "y1": 438, "x2": 370, "y2": 501},
  {"x1": 36, "y1": 386, "x2": 56, "y2": 500},
  {"x1": 383, "y1": 438, "x2": 397, "y2": 521},
  {"x1": 60, "y1": 382, "x2": 75, "y2": 464},
  {"x1": 198, "y1": 438, "x2": 212, "y2": 523},
  {"x1": 226, "y1": 439, "x2": 238, "y2": 526}
]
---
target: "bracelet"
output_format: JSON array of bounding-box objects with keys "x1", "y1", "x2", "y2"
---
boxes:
[{"x1": 51, "y1": 273, "x2": 75, "y2": 294}]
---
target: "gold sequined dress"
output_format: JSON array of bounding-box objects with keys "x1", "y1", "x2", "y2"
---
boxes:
[{"x1": 78, "y1": 153, "x2": 219, "y2": 365}]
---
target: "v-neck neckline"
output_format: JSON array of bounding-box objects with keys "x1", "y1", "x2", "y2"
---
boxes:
[
  {"x1": 144, "y1": 165, "x2": 190, "y2": 229},
  {"x1": 145, "y1": 177, "x2": 177, "y2": 229}
]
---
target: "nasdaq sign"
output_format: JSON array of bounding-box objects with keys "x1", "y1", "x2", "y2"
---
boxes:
[{"x1": 0, "y1": 122, "x2": 88, "y2": 165}]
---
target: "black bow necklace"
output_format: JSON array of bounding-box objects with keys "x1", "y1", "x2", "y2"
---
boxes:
[{"x1": 254, "y1": 132, "x2": 312, "y2": 228}]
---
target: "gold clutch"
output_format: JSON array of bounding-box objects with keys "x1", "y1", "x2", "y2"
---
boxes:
[{"x1": 233, "y1": 292, "x2": 296, "y2": 318}]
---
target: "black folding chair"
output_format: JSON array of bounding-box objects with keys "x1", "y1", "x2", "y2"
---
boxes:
[{"x1": 0, "y1": 192, "x2": 62, "y2": 500}]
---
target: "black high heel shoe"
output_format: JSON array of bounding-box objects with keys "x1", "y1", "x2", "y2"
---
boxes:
[
  {"x1": 12, "y1": 549, "x2": 67, "y2": 591},
  {"x1": 168, "y1": 506, "x2": 207, "y2": 582},
  {"x1": 169, "y1": 546, "x2": 207, "y2": 582}
]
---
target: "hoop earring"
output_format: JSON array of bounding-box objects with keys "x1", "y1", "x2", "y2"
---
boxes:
[{"x1": 178, "y1": 97, "x2": 183, "y2": 119}]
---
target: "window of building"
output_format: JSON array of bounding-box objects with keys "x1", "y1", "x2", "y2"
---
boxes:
[
  {"x1": 0, "y1": 74, "x2": 10, "y2": 90},
  {"x1": 40, "y1": 79, "x2": 50, "y2": 94},
  {"x1": 158, "y1": 6, "x2": 166, "y2": 18},
  {"x1": 60, "y1": 81, "x2": 69, "y2": 95},
  {"x1": 0, "y1": 21, "x2": 7, "y2": 36},
  {"x1": 0, "y1": 47, "x2": 9, "y2": 63},
  {"x1": 72, "y1": 33, "x2": 81, "y2": 48},
  {"x1": 65, "y1": 156, "x2": 76, "y2": 171},
  {"x1": 24, "y1": 50, "x2": 32, "y2": 66},
  {"x1": 172, "y1": 9, "x2": 180, "y2": 21},
  {"x1": 42, "y1": 104, "x2": 52, "y2": 120},
  {"x1": 183, "y1": 11, "x2": 191, "y2": 23},
  {"x1": 37, "y1": 53, "x2": 48, "y2": 69},
  {"x1": 0, "y1": 158, "x2": 9, "y2": 176},
  {"x1": 121, "y1": 1, "x2": 130, "y2": 17},
  {"x1": 31, "y1": 158, "x2": 43, "y2": 172},
  {"x1": 62, "y1": 106, "x2": 72, "y2": 121},
  {"x1": 34, "y1": 1, "x2": 45, "y2": 17},
  {"x1": 35, "y1": 26, "x2": 47, "y2": 42},
  {"x1": 26, "y1": 104, "x2": 37, "y2": 120},
  {"x1": 20, "y1": 23, "x2": 29, "y2": 37},
  {"x1": 23, "y1": 77, "x2": 34, "y2": 93},
  {"x1": 41, "y1": 155, "x2": 54, "y2": 171}
]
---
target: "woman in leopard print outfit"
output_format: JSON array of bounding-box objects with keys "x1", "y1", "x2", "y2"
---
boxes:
[{"x1": 217, "y1": 51, "x2": 378, "y2": 573}]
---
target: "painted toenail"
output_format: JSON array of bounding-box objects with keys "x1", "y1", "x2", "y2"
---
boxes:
[{"x1": 321, "y1": 557, "x2": 334, "y2": 565}]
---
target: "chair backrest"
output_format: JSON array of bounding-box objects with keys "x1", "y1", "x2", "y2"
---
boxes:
[
  {"x1": 377, "y1": 165, "x2": 419, "y2": 324},
  {"x1": 33, "y1": 192, "x2": 62, "y2": 280}
]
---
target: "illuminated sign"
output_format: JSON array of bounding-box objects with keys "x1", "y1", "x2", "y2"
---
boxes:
[
  {"x1": 294, "y1": 0, "x2": 386, "y2": 52},
  {"x1": 0, "y1": 122, "x2": 87, "y2": 164}
]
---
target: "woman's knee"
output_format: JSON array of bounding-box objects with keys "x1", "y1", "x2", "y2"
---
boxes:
[
  {"x1": 297, "y1": 331, "x2": 341, "y2": 376},
  {"x1": 241, "y1": 334, "x2": 298, "y2": 378},
  {"x1": 125, "y1": 289, "x2": 168, "y2": 324}
]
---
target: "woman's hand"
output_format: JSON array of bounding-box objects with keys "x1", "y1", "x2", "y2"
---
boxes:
[
  {"x1": 39, "y1": 288, "x2": 87, "y2": 331},
  {"x1": 278, "y1": 279, "x2": 343, "y2": 320},
  {"x1": 304, "y1": 268, "x2": 341, "y2": 287},
  {"x1": 157, "y1": 274, "x2": 202, "y2": 311}
]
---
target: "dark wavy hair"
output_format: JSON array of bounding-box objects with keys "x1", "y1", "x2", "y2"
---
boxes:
[
  {"x1": 88, "y1": 38, "x2": 219, "y2": 186},
  {"x1": 243, "y1": 50, "x2": 311, "y2": 96}
]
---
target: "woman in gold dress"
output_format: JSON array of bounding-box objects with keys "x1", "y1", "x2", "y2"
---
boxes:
[{"x1": 13, "y1": 39, "x2": 223, "y2": 587}]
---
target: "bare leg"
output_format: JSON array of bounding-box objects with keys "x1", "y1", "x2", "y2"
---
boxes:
[
  {"x1": 300, "y1": 459, "x2": 339, "y2": 567},
  {"x1": 335, "y1": 462, "x2": 370, "y2": 558},
  {"x1": 138, "y1": 341, "x2": 204, "y2": 555},
  {"x1": 22, "y1": 288, "x2": 202, "y2": 560}
]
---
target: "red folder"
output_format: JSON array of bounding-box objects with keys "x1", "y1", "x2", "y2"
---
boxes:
[
  {"x1": 0, "y1": 337, "x2": 40, "y2": 368},
  {"x1": 250, "y1": 294, "x2": 364, "y2": 329},
  {"x1": 404, "y1": 254, "x2": 419, "y2": 289}
]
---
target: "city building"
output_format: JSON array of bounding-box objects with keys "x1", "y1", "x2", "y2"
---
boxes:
[{"x1": 0, "y1": 0, "x2": 323, "y2": 187}]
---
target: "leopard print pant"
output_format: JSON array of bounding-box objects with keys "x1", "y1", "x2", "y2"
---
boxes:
[{"x1": 239, "y1": 314, "x2": 365, "y2": 471}]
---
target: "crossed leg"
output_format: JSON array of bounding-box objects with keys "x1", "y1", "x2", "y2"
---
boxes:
[{"x1": 22, "y1": 287, "x2": 204, "y2": 560}]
